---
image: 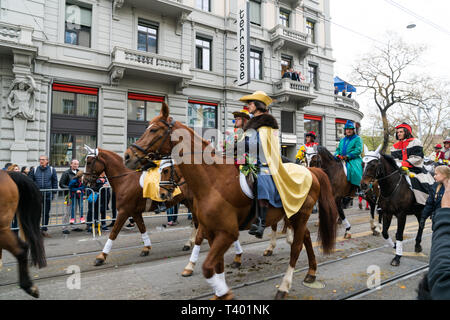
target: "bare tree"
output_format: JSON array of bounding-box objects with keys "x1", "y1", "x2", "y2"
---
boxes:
[{"x1": 351, "y1": 32, "x2": 434, "y2": 153}]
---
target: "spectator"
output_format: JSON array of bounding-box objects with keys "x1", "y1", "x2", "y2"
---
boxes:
[
  {"x1": 7, "y1": 164, "x2": 20, "y2": 172},
  {"x1": 418, "y1": 178, "x2": 450, "y2": 299},
  {"x1": 291, "y1": 70, "x2": 299, "y2": 81},
  {"x1": 342, "y1": 89, "x2": 347, "y2": 97},
  {"x1": 29, "y1": 155, "x2": 58, "y2": 238},
  {"x1": 167, "y1": 203, "x2": 180, "y2": 226},
  {"x1": 421, "y1": 166, "x2": 449, "y2": 228},
  {"x1": 107, "y1": 191, "x2": 117, "y2": 228},
  {"x1": 334, "y1": 86, "x2": 339, "y2": 95},
  {"x1": 59, "y1": 159, "x2": 80, "y2": 234},
  {"x1": 296, "y1": 71, "x2": 305, "y2": 82},
  {"x1": 68, "y1": 170, "x2": 85, "y2": 226},
  {"x1": 21, "y1": 166, "x2": 30, "y2": 175},
  {"x1": 86, "y1": 175, "x2": 110, "y2": 232},
  {"x1": 282, "y1": 68, "x2": 293, "y2": 79},
  {"x1": 347, "y1": 92, "x2": 353, "y2": 98},
  {"x1": 2, "y1": 162, "x2": 12, "y2": 171},
  {"x1": 28, "y1": 166, "x2": 34, "y2": 177}
]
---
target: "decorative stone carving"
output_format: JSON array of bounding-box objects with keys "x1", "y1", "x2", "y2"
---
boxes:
[
  {"x1": 113, "y1": 0, "x2": 124, "y2": 20},
  {"x1": 110, "y1": 66, "x2": 125, "y2": 85},
  {"x1": 176, "y1": 11, "x2": 190, "y2": 36},
  {"x1": 5, "y1": 75, "x2": 37, "y2": 121},
  {"x1": 272, "y1": 38, "x2": 285, "y2": 57}
]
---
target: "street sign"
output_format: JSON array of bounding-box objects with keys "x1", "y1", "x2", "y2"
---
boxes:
[{"x1": 237, "y1": 1, "x2": 250, "y2": 86}]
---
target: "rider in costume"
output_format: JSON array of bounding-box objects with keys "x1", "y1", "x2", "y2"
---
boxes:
[
  {"x1": 334, "y1": 120, "x2": 363, "y2": 197},
  {"x1": 295, "y1": 131, "x2": 319, "y2": 164},
  {"x1": 443, "y1": 137, "x2": 450, "y2": 164},
  {"x1": 222, "y1": 107, "x2": 250, "y2": 167},
  {"x1": 239, "y1": 91, "x2": 312, "y2": 239},
  {"x1": 429, "y1": 144, "x2": 445, "y2": 163},
  {"x1": 390, "y1": 123, "x2": 434, "y2": 205}
]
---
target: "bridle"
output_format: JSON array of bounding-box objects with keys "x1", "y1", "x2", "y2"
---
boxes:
[
  {"x1": 84, "y1": 154, "x2": 134, "y2": 184},
  {"x1": 159, "y1": 159, "x2": 186, "y2": 197},
  {"x1": 129, "y1": 118, "x2": 176, "y2": 165},
  {"x1": 362, "y1": 157, "x2": 403, "y2": 200}
]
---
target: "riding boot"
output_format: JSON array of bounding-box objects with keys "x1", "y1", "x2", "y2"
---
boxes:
[{"x1": 249, "y1": 206, "x2": 268, "y2": 239}]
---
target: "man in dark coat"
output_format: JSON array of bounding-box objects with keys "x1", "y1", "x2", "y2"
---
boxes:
[
  {"x1": 29, "y1": 155, "x2": 58, "y2": 237},
  {"x1": 59, "y1": 159, "x2": 81, "y2": 234}
]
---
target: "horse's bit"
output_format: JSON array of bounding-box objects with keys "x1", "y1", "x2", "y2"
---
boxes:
[{"x1": 159, "y1": 159, "x2": 186, "y2": 196}]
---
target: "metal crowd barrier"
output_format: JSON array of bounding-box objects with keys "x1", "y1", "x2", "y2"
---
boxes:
[{"x1": 10, "y1": 186, "x2": 192, "y2": 236}]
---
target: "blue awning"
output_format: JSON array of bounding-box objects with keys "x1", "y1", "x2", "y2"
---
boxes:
[{"x1": 334, "y1": 76, "x2": 356, "y2": 92}]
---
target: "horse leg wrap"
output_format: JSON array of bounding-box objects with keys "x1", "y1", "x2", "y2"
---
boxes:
[
  {"x1": 102, "y1": 239, "x2": 114, "y2": 255},
  {"x1": 395, "y1": 241, "x2": 403, "y2": 256},
  {"x1": 342, "y1": 218, "x2": 351, "y2": 230},
  {"x1": 190, "y1": 245, "x2": 201, "y2": 263},
  {"x1": 385, "y1": 237, "x2": 395, "y2": 248},
  {"x1": 141, "y1": 232, "x2": 151, "y2": 247},
  {"x1": 233, "y1": 240, "x2": 243, "y2": 255},
  {"x1": 279, "y1": 266, "x2": 294, "y2": 293},
  {"x1": 206, "y1": 273, "x2": 229, "y2": 297}
]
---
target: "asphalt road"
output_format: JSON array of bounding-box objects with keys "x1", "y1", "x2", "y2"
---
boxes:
[{"x1": 0, "y1": 203, "x2": 432, "y2": 300}]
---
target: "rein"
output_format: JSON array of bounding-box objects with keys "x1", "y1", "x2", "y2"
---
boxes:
[
  {"x1": 159, "y1": 159, "x2": 186, "y2": 195},
  {"x1": 363, "y1": 158, "x2": 403, "y2": 201}
]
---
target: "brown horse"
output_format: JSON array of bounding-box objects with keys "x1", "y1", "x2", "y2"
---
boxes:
[
  {"x1": 308, "y1": 145, "x2": 356, "y2": 238},
  {"x1": 0, "y1": 171, "x2": 46, "y2": 298},
  {"x1": 83, "y1": 147, "x2": 186, "y2": 266},
  {"x1": 158, "y1": 159, "x2": 293, "y2": 277},
  {"x1": 124, "y1": 103, "x2": 338, "y2": 299}
]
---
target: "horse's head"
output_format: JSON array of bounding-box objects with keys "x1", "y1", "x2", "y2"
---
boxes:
[
  {"x1": 84, "y1": 145, "x2": 105, "y2": 188},
  {"x1": 305, "y1": 146, "x2": 319, "y2": 167},
  {"x1": 360, "y1": 144, "x2": 382, "y2": 191},
  {"x1": 158, "y1": 159, "x2": 182, "y2": 201},
  {"x1": 124, "y1": 102, "x2": 176, "y2": 170}
]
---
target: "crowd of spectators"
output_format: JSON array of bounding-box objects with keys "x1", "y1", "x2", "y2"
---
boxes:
[{"x1": 282, "y1": 68, "x2": 306, "y2": 82}]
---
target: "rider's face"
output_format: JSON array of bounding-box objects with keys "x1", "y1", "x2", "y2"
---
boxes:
[
  {"x1": 235, "y1": 117, "x2": 243, "y2": 129},
  {"x1": 246, "y1": 101, "x2": 256, "y2": 114},
  {"x1": 345, "y1": 128, "x2": 354, "y2": 136},
  {"x1": 306, "y1": 136, "x2": 312, "y2": 143},
  {"x1": 445, "y1": 142, "x2": 450, "y2": 149},
  {"x1": 396, "y1": 129, "x2": 405, "y2": 140}
]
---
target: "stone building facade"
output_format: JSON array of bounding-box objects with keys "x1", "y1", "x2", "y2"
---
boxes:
[{"x1": 0, "y1": 0, "x2": 363, "y2": 170}]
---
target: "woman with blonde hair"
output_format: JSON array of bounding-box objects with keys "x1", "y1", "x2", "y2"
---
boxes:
[
  {"x1": 421, "y1": 166, "x2": 450, "y2": 229},
  {"x1": 7, "y1": 164, "x2": 20, "y2": 172}
]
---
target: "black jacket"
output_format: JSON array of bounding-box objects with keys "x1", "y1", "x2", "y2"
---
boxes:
[
  {"x1": 421, "y1": 182, "x2": 445, "y2": 223},
  {"x1": 428, "y1": 207, "x2": 450, "y2": 299},
  {"x1": 59, "y1": 168, "x2": 79, "y2": 189}
]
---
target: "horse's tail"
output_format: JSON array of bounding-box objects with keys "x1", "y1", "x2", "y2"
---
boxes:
[
  {"x1": 309, "y1": 167, "x2": 338, "y2": 255},
  {"x1": 7, "y1": 172, "x2": 47, "y2": 268}
]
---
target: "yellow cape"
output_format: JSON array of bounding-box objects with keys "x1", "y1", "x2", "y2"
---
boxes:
[
  {"x1": 143, "y1": 161, "x2": 181, "y2": 201},
  {"x1": 258, "y1": 127, "x2": 312, "y2": 218}
]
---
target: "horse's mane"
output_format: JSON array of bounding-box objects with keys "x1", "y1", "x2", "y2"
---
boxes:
[
  {"x1": 381, "y1": 153, "x2": 399, "y2": 170},
  {"x1": 317, "y1": 146, "x2": 340, "y2": 163}
]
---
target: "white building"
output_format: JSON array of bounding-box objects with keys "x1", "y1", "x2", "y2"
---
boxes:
[{"x1": 0, "y1": 0, "x2": 363, "y2": 170}]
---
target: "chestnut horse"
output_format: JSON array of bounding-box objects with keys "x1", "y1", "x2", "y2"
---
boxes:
[
  {"x1": 83, "y1": 147, "x2": 186, "y2": 266},
  {"x1": 124, "y1": 103, "x2": 338, "y2": 299},
  {"x1": 0, "y1": 171, "x2": 46, "y2": 298},
  {"x1": 158, "y1": 159, "x2": 294, "y2": 277},
  {"x1": 361, "y1": 153, "x2": 425, "y2": 266},
  {"x1": 307, "y1": 146, "x2": 356, "y2": 238}
]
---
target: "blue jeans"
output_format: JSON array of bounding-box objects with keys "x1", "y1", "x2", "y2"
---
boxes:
[
  {"x1": 70, "y1": 194, "x2": 84, "y2": 219},
  {"x1": 167, "y1": 204, "x2": 179, "y2": 223}
]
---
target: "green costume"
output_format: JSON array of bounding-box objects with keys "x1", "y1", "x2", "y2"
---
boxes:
[{"x1": 335, "y1": 121, "x2": 363, "y2": 187}]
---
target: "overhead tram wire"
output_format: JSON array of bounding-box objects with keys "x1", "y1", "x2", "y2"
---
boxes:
[{"x1": 383, "y1": 0, "x2": 450, "y2": 37}]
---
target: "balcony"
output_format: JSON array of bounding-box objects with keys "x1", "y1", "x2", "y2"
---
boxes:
[
  {"x1": 0, "y1": 22, "x2": 36, "y2": 52},
  {"x1": 334, "y1": 95, "x2": 360, "y2": 110},
  {"x1": 272, "y1": 79, "x2": 317, "y2": 106},
  {"x1": 124, "y1": 0, "x2": 191, "y2": 19},
  {"x1": 270, "y1": 25, "x2": 314, "y2": 56},
  {"x1": 109, "y1": 47, "x2": 192, "y2": 84}
]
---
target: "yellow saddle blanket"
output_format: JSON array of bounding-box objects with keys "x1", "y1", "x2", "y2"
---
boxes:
[{"x1": 142, "y1": 164, "x2": 181, "y2": 201}]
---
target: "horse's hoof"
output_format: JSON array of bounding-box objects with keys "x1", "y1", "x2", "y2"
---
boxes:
[
  {"x1": 415, "y1": 245, "x2": 423, "y2": 253},
  {"x1": 304, "y1": 274, "x2": 316, "y2": 284},
  {"x1": 94, "y1": 258, "x2": 105, "y2": 266},
  {"x1": 274, "y1": 290, "x2": 287, "y2": 300},
  {"x1": 391, "y1": 256, "x2": 401, "y2": 267},
  {"x1": 372, "y1": 230, "x2": 380, "y2": 236},
  {"x1": 182, "y1": 245, "x2": 191, "y2": 252},
  {"x1": 344, "y1": 232, "x2": 351, "y2": 239},
  {"x1": 181, "y1": 269, "x2": 193, "y2": 277},
  {"x1": 230, "y1": 261, "x2": 241, "y2": 269},
  {"x1": 211, "y1": 290, "x2": 234, "y2": 300},
  {"x1": 263, "y1": 250, "x2": 273, "y2": 257},
  {"x1": 24, "y1": 285, "x2": 39, "y2": 298},
  {"x1": 140, "y1": 250, "x2": 150, "y2": 257}
]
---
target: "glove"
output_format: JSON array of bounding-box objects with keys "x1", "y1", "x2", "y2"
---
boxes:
[{"x1": 295, "y1": 158, "x2": 300, "y2": 164}]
